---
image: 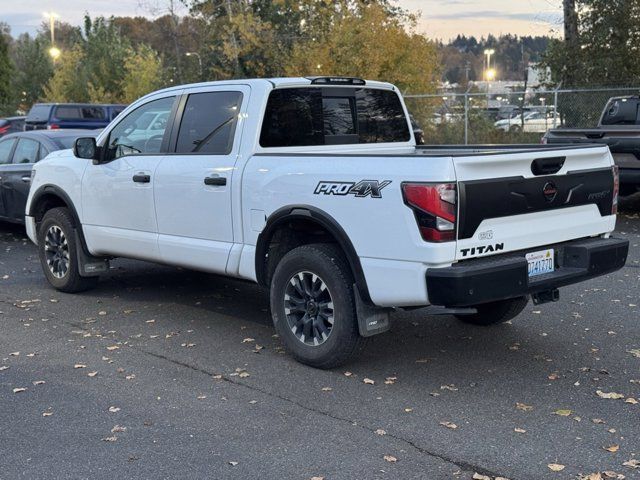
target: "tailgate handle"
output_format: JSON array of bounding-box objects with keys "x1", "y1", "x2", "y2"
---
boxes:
[
  {"x1": 531, "y1": 156, "x2": 565, "y2": 176},
  {"x1": 585, "y1": 132, "x2": 606, "y2": 139}
]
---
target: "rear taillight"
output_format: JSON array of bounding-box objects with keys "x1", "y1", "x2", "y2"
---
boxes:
[
  {"x1": 47, "y1": 124, "x2": 59, "y2": 130},
  {"x1": 612, "y1": 165, "x2": 619, "y2": 215},
  {"x1": 0, "y1": 125, "x2": 9, "y2": 134},
  {"x1": 402, "y1": 182, "x2": 457, "y2": 242}
]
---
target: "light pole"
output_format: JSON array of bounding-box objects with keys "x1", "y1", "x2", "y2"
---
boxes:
[
  {"x1": 483, "y1": 48, "x2": 495, "y2": 81},
  {"x1": 185, "y1": 52, "x2": 203, "y2": 80},
  {"x1": 43, "y1": 11, "x2": 61, "y2": 61}
]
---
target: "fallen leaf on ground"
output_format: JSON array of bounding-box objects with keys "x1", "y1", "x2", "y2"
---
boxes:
[
  {"x1": 439, "y1": 421, "x2": 458, "y2": 429},
  {"x1": 604, "y1": 445, "x2": 620, "y2": 453},
  {"x1": 228, "y1": 461, "x2": 238, "y2": 466},
  {"x1": 624, "y1": 397, "x2": 638, "y2": 404},
  {"x1": 343, "y1": 371, "x2": 353, "y2": 377},
  {"x1": 404, "y1": 408, "x2": 413, "y2": 413},
  {"x1": 553, "y1": 409, "x2": 572, "y2": 416},
  {"x1": 310, "y1": 477, "x2": 325, "y2": 480},
  {"x1": 9, "y1": 352, "x2": 19, "y2": 356},
  {"x1": 363, "y1": 378, "x2": 375, "y2": 385},
  {"x1": 32, "y1": 380, "x2": 45, "y2": 386},
  {"x1": 440, "y1": 384, "x2": 458, "y2": 391},
  {"x1": 596, "y1": 390, "x2": 625, "y2": 399},
  {"x1": 0, "y1": 366, "x2": 8, "y2": 371},
  {"x1": 197, "y1": 395, "x2": 207, "y2": 400},
  {"x1": 87, "y1": 371, "x2": 98, "y2": 377},
  {"x1": 102, "y1": 436, "x2": 117, "y2": 442},
  {"x1": 375, "y1": 429, "x2": 387, "y2": 435},
  {"x1": 592, "y1": 418, "x2": 606, "y2": 424},
  {"x1": 472, "y1": 474, "x2": 491, "y2": 480},
  {"x1": 108, "y1": 406, "x2": 121, "y2": 413},
  {"x1": 383, "y1": 455, "x2": 397, "y2": 463},
  {"x1": 42, "y1": 411, "x2": 53, "y2": 417},
  {"x1": 548, "y1": 463, "x2": 565, "y2": 472},
  {"x1": 238, "y1": 371, "x2": 250, "y2": 378},
  {"x1": 111, "y1": 425, "x2": 126, "y2": 433},
  {"x1": 385, "y1": 377, "x2": 397, "y2": 385},
  {"x1": 321, "y1": 387, "x2": 332, "y2": 392},
  {"x1": 627, "y1": 349, "x2": 640, "y2": 358},
  {"x1": 514, "y1": 428, "x2": 526, "y2": 433},
  {"x1": 12, "y1": 387, "x2": 26, "y2": 393},
  {"x1": 106, "y1": 346, "x2": 119, "y2": 351},
  {"x1": 516, "y1": 402, "x2": 533, "y2": 411},
  {"x1": 623, "y1": 459, "x2": 640, "y2": 468},
  {"x1": 242, "y1": 338, "x2": 255, "y2": 343},
  {"x1": 74, "y1": 364, "x2": 86, "y2": 369},
  {"x1": 145, "y1": 319, "x2": 155, "y2": 323}
]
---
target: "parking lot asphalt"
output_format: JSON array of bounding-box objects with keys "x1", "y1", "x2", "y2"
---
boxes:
[{"x1": 1, "y1": 197, "x2": 639, "y2": 480}]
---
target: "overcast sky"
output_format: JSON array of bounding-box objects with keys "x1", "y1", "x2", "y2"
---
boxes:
[{"x1": 2, "y1": 0, "x2": 563, "y2": 40}]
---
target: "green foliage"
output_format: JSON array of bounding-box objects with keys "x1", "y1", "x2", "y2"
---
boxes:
[
  {"x1": 542, "y1": 0, "x2": 640, "y2": 87},
  {"x1": 0, "y1": 30, "x2": 13, "y2": 114},
  {"x1": 121, "y1": 45, "x2": 163, "y2": 103},
  {"x1": 43, "y1": 46, "x2": 89, "y2": 102},
  {"x1": 9, "y1": 34, "x2": 53, "y2": 110}
]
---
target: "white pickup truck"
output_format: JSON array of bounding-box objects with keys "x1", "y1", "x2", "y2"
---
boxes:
[{"x1": 25, "y1": 77, "x2": 629, "y2": 368}]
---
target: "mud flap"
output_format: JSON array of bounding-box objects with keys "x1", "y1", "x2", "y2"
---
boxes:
[
  {"x1": 75, "y1": 231, "x2": 109, "y2": 277},
  {"x1": 354, "y1": 285, "x2": 391, "y2": 337}
]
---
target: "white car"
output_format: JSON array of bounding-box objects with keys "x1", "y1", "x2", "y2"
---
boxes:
[
  {"x1": 495, "y1": 111, "x2": 558, "y2": 133},
  {"x1": 24, "y1": 77, "x2": 628, "y2": 368}
]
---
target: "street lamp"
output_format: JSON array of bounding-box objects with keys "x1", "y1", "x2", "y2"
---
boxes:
[
  {"x1": 43, "y1": 12, "x2": 60, "y2": 61},
  {"x1": 185, "y1": 52, "x2": 203, "y2": 79}
]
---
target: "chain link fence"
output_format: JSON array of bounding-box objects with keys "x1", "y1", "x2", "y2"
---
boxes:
[{"x1": 404, "y1": 87, "x2": 640, "y2": 145}]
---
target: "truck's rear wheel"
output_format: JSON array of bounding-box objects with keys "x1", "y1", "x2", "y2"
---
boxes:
[
  {"x1": 456, "y1": 296, "x2": 529, "y2": 326},
  {"x1": 37, "y1": 208, "x2": 98, "y2": 293},
  {"x1": 270, "y1": 243, "x2": 365, "y2": 369}
]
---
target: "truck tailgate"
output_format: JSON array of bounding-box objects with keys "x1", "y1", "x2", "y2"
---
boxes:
[{"x1": 453, "y1": 145, "x2": 616, "y2": 261}]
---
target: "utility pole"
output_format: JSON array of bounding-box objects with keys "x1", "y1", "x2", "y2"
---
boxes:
[
  {"x1": 563, "y1": 0, "x2": 579, "y2": 87},
  {"x1": 225, "y1": 0, "x2": 242, "y2": 78}
]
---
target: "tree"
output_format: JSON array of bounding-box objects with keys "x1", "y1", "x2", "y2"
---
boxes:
[
  {"x1": 43, "y1": 46, "x2": 89, "y2": 102},
  {"x1": 285, "y1": 3, "x2": 439, "y2": 94},
  {"x1": 543, "y1": 0, "x2": 640, "y2": 87},
  {"x1": 9, "y1": 34, "x2": 53, "y2": 110},
  {"x1": 121, "y1": 45, "x2": 163, "y2": 103},
  {"x1": 0, "y1": 26, "x2": 13, "y2": 114}
]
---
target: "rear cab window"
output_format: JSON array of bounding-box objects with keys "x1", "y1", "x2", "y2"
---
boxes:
[
  {"x1": 26, "y1": 105, "x2": 52, "y2": 122},
  {"x1": 601, "y1": 98, "x2": 640, "y2": 126},
  {"x1": 53, "y1": 105, "x2": 106, "y2": 121},
  {"x1": 260, "y1": 86, "x2": 410, "y2": 147}
]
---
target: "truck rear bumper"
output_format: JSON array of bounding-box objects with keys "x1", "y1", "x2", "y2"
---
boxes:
[{"x1": 426, "y1": 237, "x2": 629, "y2": 307}]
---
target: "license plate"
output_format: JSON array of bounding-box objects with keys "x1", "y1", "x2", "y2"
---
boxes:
[{"x1": 526, "y1": 249, "x2": 555, "y2": 277}]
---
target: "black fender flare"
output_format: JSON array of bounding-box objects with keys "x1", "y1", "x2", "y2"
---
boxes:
[
  {"x1": 255, "y1": 205, "x2": 373, "y2": 304},
  {"x1": 28, "y1": 184, "x2": 90, "y2": 254}
]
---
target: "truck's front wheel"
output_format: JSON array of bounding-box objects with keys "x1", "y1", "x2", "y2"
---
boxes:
[
  {"x1": 270, "y1": 243, "x2": 365, "y2": 369},
  {"x1": 37, "y1": 208, "x2": 98, "y2": 293},
  {"x1": 456, "y1": 296, "x2": 529, "y2": 326}
]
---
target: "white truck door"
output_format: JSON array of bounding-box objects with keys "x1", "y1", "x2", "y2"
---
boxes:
[
  {"x1": 81, "y1": 94, "x2": 178, "y2": 261},
  {"x1": 154, "y1": 85, "x2": 249, "y2": 273}
]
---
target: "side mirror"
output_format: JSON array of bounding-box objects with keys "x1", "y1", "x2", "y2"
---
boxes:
[{"x1": 74, "y1": 137, "x2": 97, "y2": 160}]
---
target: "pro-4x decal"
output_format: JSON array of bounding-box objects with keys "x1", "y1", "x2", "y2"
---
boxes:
[{"x1": 314, "y1": 180, "x2": 391, "y2": 198}]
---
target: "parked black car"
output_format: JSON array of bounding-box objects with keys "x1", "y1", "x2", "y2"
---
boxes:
[
  {"x1": 24, "y1": 103, "x2": 126, "y2": 131},
  {"x1": 0, "y1": 116, "x2": 26, "y2": 137},
  {"x1": 0, "y1": 130, "x2": 98, "y2": 224}
]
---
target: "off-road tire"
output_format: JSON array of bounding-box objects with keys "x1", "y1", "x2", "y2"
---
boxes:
[
  {"x1": 37, "y1": 207, "x2": 99, "y2": 293},
  {"x1": 270, "y1": 243, "x2": 366, "y2": 369}
]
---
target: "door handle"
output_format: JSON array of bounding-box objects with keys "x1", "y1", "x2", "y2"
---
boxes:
[
  {"x1": 204, "y1": 176, "x2": 226, "y2": 186},
  {"x1": 133, "y1": 174, "x2": 151, "y2": 183},
  {"x1": 21, "y1": 176, "x2": 31, "y2": 183}
]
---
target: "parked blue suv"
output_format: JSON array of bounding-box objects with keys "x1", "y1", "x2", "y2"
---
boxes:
[{"x1": 24, "y1": 103, "x2": 127, "y2": 131}]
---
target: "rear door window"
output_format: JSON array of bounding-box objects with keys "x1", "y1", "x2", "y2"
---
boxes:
[
  {"x1": 54, "y1": 106, "x2": 83, "y2": 120},
  {"x1": 260, "y1": 87, "x2": 410, "y2": 147},
  {"x1": 0, "y1": 138, "x2": 16, "y2": 164},
  {"x1": 175, "y1": 91, "x2": 243, "y2": 154},
  {"x1": 12, "y1": 138, "x2": 40, "y2": 164},
  {"x1": 81, "y1": 107, "x2": 106, "y2": 120}
]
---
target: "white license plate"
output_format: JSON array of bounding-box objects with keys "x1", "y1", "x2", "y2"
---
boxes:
[{"x1": 526, "y1": 249, "x2": 555, "y2": 277}]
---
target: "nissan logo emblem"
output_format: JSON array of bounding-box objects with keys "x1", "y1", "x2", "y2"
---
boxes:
[{"x1": 543, "y1": 181, "x2": 558, "y2": 202}]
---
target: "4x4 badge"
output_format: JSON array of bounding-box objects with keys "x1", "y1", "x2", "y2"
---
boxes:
[{"x1": 314, "y1": 180, "x2": 392, "y2": 198}]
